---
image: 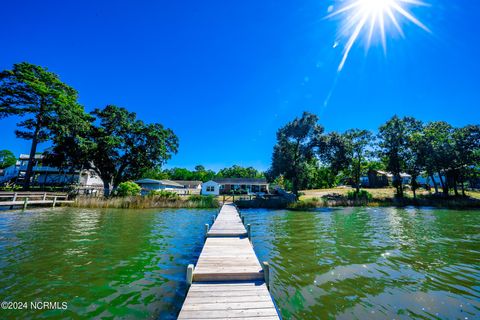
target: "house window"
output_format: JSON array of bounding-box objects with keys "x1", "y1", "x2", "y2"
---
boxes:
[{"x1": 206, "y1": 186, "x2": 215, "y2": 192}]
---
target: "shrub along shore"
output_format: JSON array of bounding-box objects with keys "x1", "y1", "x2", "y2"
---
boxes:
[{"x1": 289, "y1": 191, "x2": 480, "y2": 210}]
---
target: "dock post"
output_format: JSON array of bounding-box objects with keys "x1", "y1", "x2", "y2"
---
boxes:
[
  {"x1": 53, "y1": 196, "x2": 57, "y2": 208},
  {"x1": 23, "y1": 197, "x2": 29, "y2": 210},
  {"x1": 13, "y1": 192, "x2": 17, "y2": 202},
  {"x1": 205, "y1": 223, "x2": 209, "y2": 236},
  {"x1": 43, "y1": 192, "x2": 47, "y2": 201},
  {"x1": 212, "y1": 215, "x2": 216, "y2": 223},
  {"x1": 262, "y1": 261, "x2": 270, "y2": 289},
  {"x1": 247, "y1": 224, "x2": 251, "y2": 241},
  {"x1": 186, "y1": 264, "x2": 194, "y2": 286}
]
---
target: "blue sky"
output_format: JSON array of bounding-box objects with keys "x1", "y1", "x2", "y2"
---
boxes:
[{"x1": 1, "y1": 0, "x2": 479, "y2": 171}]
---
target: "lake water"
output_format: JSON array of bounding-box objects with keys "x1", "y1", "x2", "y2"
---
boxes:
[
  {"x1": 242, "y1": 207, "x2": 480, "y2": 319},
  {"x1": 0, "y1": 207, "x2": 479, "y2": 319}
]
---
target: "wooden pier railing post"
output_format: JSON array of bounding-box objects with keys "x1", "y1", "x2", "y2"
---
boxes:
[
  {"x1": 23, "y1": 197, "x2": 29, "y2": 210},
  {"x1": 262, "y1": 261, "x2": 270, "y2": 289},
  {"x1": 53, "y1": 196, "x2": 57, "y2": 208},
  {"x1": 42, "y1": 192, "x2": 47, "y2": 201},
  {"x1": 205, "y1": 223, "x2": 209, "y2": 236},
  {"x1": 186, "y1": 264, "x2": 194, "y2": 286},
  {"x1": 13, "y1": 192, "x2": 18, "y2": 202}
]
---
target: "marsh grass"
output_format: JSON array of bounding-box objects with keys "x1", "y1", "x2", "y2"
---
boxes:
[
  {"x1": 288, "y1": 193, "x2": 480, "y2": 210},
  {"x1": 72, "y1": 195, "x2": 219, "y2": 209}
]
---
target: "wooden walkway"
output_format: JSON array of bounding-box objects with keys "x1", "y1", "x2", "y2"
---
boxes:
[
  {"x1": 0, "y1": 192, "x2": 73, "y2": 209},
  {"x1": 178, "y1": 203, "x2": 280, "y2": 319}
]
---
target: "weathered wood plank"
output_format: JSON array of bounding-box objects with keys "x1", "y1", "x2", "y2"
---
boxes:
[
  {"x1": 179, "y1": 204, "x2": 280, "y2": 319},
  {"x1": 179, "y1": 283, "x2": 279, "y2": 319}
]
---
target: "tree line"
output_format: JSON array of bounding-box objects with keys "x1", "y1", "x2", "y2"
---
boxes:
[
  {"x1": 141, "y1": 164, "x2": 264, "y2": 182},
  {"x1": 267, "y1": 112, "x2": 480, "y2": 198},
  {"x1": 0, "y1": 62, "x2": 178, "y2": 196},
  {"x1": 0, "y1": 62, "x2": 265, "y2": 195}
]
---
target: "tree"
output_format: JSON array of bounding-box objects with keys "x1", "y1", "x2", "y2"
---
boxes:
[
  {"x1": 0, "y1": 62, "x2": 89, "y2": 188},
  {"x1": 269, "y1": 112, "x2": 324, "y2": 195},
  {"x1": 402, "y1": 119, "x2": 424, "y2": 199},
  {"x1": 317, "y1": 132, "x2": 350, "y2": 179},
  {"x1": 344, "y1": 129, "x2": 373, "y2": 194},
  {"x1": 0, "y1": 150, "x2": 16, "y2": 169},
  {"x1": 216, "y1": 165, "x2": 264, "y2": 179},
  {"x1": 49, "y1": 105, "x2": 178, "y2": 196},
  {"x1": 115, "y1": 181, "x2": 142, "y2": 197},
  {"x1": 451, "y1": 125, "x2": 480, "y2": 195},
  {"x1": 378, "y1": 116, "x2": 418, "y2": 197},
  {"x1": 421, "y1": 121, "x2": 455, "y2": 196}
]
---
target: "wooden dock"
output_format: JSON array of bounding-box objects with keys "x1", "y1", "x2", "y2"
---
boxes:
[
  {"x1": 0, "y1": 192, "x2": 73, "y2": 209},
  {"x1": 178, "y1": 203, "x2": 280, "y2": 319}
]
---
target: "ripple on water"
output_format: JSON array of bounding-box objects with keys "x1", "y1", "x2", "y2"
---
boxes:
[
  {"x1": 0, "y1": 207, "x2": 214, "y2": 319},
  {"x1": 242, "y1": 207, "x2": 480, "y2": 320}
]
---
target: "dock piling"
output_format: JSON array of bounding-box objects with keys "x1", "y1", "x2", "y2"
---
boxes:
[
  {"x1": 263, "y1": 261, "x2": 270, "y2": 289},
  {"x1": 23, "y1": 197, "x2": 29, "y2": 210},
  {"x1": 186, "y1": 264, "x2": 194, "y2": 286}
]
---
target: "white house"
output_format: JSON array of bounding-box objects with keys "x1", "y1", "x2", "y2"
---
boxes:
[
  {"x1": 135, "y1": 179, "x2": 186, "y2": 195},
  {"x1": 201, "y1": 178, "x2": 269, "y2": 196},
  {"x1": 0, "y1": 153, "x2": 104, "y2": 194},
  {"x1": 201, "y1": 180, "x2": 220, "y2": 195},
  {"x1": 173, "y1": 180, "x2": 202, "y2": 190}
]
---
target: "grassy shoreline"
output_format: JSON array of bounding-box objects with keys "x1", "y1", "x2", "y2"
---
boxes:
[
  {"x1": 290, "y1": 187, "x2": 480, "y2": 210},
  {"x1": 71, "y1": 195, "x2": 220, "y2": 209}
]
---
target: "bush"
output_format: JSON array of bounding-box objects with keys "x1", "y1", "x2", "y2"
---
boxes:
[
  {"x1": 347, "y1": 189, "x2": 372, "y2": 201},
  {"x1": 115, "y1": 181, "x2": 141, "y2": 197},
  {"x1": 288, "y1": 197, "x2": 324, "y2": 210},
  {"x1": 188, "y1": 194, "x2": 219, "y2": 207},
  {"x1": 148, "y1": 190, "x2": 179, "y2": 200}
]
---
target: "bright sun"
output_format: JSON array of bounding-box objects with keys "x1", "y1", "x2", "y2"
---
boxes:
[{"x1": 327, "y1": 0, "x2": 431, "y2": 71}]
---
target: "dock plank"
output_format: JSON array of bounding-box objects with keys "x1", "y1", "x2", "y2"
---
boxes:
[
  {"x1": 179, "y1": 203, "x2": 280, "y2": 319},
  {"x1": 193, "y1": 237, "x2": 263, "y2": 282},
  {"x1": 178, "y1": 282, "x2": 279, "y2": 319}
]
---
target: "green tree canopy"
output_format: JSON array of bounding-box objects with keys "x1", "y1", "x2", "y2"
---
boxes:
[
  {"x1": 0, "y1": 150, "x2": 16, "y2": 169},
  {"x1": 378, "y1": 116, "x2": 420, "y2": 197},
  {"x1": 49, "y1": 105, "x2": 179, "y2": 196},
  {"x1": 344, "y1": 129, "x2": 373, "y2": 194},
  {"x1": 216, "y1": 165, "x2": 264, "y2": 179},
  {"x1": 268, "y1": 112, "x2": 324, "y2": 195},
  {"x1": 317, "y1": 131, "x2": 351, "y2": 178},
  {"x1": 0, "y1": 62, "x2": 90, "y2": 188}
]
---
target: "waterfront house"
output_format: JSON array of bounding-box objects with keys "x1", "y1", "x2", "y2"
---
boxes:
[
  {"x1": 367, "y1": 170, "x2": 411, "y2": 187},
  {"x1": 172, "y1": 180, "x2": 202, "y2": 190},
  {"x1": 0, "y1": 153, "x2": 104, "y2": 194},
  {"x1": 135, "y1": 178, "x2": 186, "y2": 195},
  {"x1": 201, "y1": 178, "x2": 269, "y2": 196},
  {"x1": 367, "y1": 170, "x2": 392, "y2": 187}
]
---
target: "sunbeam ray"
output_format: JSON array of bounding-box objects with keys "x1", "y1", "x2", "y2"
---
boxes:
[{"x1": 328, "y1": 0, "x2": 430, "y2": 71}]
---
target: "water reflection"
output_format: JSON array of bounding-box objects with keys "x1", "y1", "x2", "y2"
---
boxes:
[{"x1": 243, "y1": 207, "x2": 480, "y2": 320}]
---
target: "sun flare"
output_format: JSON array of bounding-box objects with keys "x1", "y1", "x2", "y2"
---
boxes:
[{"x1": 327, "y1": 0, "x2": 431, "y2": 71}]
